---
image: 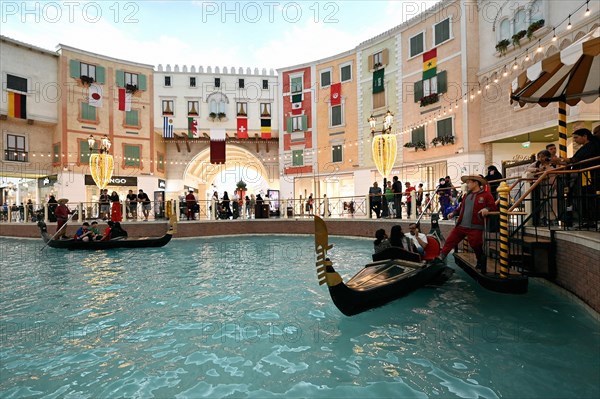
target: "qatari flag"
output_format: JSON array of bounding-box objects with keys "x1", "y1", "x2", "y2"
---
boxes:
[{"x1": 210, "y1": 129, "x2": 226, "y2": 164}]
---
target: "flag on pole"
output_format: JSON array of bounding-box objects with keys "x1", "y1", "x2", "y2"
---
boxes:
[
  {"x1": 188, "y1": 117, "x2": 198, "y2": 138},
  {"x1": 118, "y1": 88, "x2": 131, "y2": 111},
  {"x1": 423, "y1": 48, "x2": 437, "y2": 79},
  {"x1": 7, "y1": 92, "x2": 26, "y2": 119},
  {"x1": 88, "y1": 84, "x2": 103, "y2": 108},
  {"x1": 210, "y1": 129, "x2": 226, "y2": 164},
  {"x1": 330, "y1": 82, "x2": 342, "y2": 106},
  {"x1": 237, "y1": 117, "x2": 248, "y2": 139},
  {"x1": 260, "y1": 118, "x2": 271, "y2": 139},
  {"x1": 163, "y1": 116, "x2": 174, "y2": 138}
]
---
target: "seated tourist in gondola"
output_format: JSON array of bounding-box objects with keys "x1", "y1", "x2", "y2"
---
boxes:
[
  {"x1": 74, "y1": 222, "x2": 94, "y2": 242},
  {"x1": 90, "y1": 221, "x2": 103, "y2": 240},
  {"x1": 373, "y1": 229, "x2": 391, "y2": 253},
  {"x1": 407, "y1": 223, "x2": 428, "y2": 256}
]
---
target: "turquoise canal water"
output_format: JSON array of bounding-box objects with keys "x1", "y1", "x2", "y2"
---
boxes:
[{"x1": 1, "y1": 235, "x2": 599, "y2": 398}]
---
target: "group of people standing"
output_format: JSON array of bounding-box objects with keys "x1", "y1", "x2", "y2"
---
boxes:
[
  {"x1": 98, "y1": 189, "x2": 151, "y2": 222},
  {"x1": 369, "y1": 177, "x2": 424, "y2": 219}
]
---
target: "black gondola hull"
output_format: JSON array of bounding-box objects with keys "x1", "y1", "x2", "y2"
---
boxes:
[
  {"x1": 327, "y1": 259, "x2": 449, "y2": 316},
  {"x1": 38, "y1": 222, "x2": 172, "y2": 250}
]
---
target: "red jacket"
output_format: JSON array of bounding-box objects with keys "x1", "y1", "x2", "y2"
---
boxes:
[
  {"x1": 54, "y1": 204, "x2": 70, "y2": 222},
  {"x1": 455, "y1": 189, "x2": 497, "y2": 227}
]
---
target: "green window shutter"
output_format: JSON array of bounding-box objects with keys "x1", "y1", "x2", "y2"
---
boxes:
[
  {"x1": 301, "y1": 115, "x2": 308, "y2": 131},
  {"x1": 116, "y1": 70, "x2": 125, "y2": 87},
  {"x1": 81, "y1": 103, "x2": 96, "y2": 121},
  {"x1": 292, "y1": 150, "x2": 303, "y2": 166},
  {"x1": 70, "y1": 60, "x2": 80, "y2": 78},
  {"x1": 95, "y1": 66, "x2": 105, "y2": 84},
  {"x1": 286, "y1": 117, "x2": 292, "y2": 133},
  {"x1": 138, "y1": 74, "x2": 147, "y2": 91},
  {"x1": 414, "y1": 80, "x2": 423, "y2": 102},
  {"x1": 124, "y1": 145, "x2": 141, "y2": 167},
  {"x1": 80, "y1": 140, "x2": 91, "y2": 164},
  {"x1": 437, "y1": 71, "x2": 447, "y2": 94},
  {"x1": 126, "y1": 110, "x2": 139, "y2": 126},
  {"x1": 53, "y1": 143, "x2": 60, "y2": 163}
]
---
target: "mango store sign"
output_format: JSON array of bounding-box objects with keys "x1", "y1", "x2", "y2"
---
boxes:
[{"x1": 84, "y1": 175, "x2": 138, "y2": 186}]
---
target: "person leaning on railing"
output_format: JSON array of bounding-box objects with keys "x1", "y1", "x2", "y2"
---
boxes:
[{"x1": 552, "y1": 128, "x2": 600, "y2": 228}]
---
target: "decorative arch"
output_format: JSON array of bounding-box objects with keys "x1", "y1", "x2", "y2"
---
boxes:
[
  {"x1": 182, "y1": 145, "x2": 272, "y2": 196},
  {"x1": 545, "y1": 45, "x2": 559, "y2": 57},
  {"x1": 573, "y1": 31, "x2": 587, "y2": 42},
  {"x1": 206, "y1": 92, "x2": 230, "y2": 115},
  {"x1": 559, "y1": 38, "x2": 572, "y2": 50}
]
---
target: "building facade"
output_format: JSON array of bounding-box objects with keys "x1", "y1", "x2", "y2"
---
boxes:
[
  {"x1": 0, "y1": 36, "x2": 59, "y2": 207},
  {"x1": 153, "y1": 64, "x2": 280, "y2": 202}
]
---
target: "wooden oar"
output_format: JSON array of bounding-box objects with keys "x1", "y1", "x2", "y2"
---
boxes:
[{"x1": 39, "y1": 210, "x2": 78, "y2": 251}]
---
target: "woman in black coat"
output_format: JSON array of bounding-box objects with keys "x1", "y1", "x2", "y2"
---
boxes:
[{"x1": 485, "y1": 165, "x2": 503, "y2": 199}]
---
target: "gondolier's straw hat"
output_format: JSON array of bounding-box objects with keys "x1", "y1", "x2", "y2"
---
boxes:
[
  {"x1": 460, "y1": 175, "x2": 487, "y2": 187},
  {"x1": 58, "y1": 198, "x2": 69, "y2": 204}
]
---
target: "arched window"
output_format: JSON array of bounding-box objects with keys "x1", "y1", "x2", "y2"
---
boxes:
[
  {"x1": 500, "y1": 19, "x2": 510, "y2": 41},
  {"x1": 207, "y1": 92, "x2": 229, "y2": 115},
  {"x1": 530, "y1": 0, "x2": 543, "y2": 23},
  {"x1": 514, "y1": 9, "x2": 527, "y2": 33}
]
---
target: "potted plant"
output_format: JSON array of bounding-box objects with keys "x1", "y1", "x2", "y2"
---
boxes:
[
  {"x1": 373, "y1": 62, "x2": 382, "y2": 69},
  {"x1": 236, "y1": 180, "x2": 247, "y2": 198},
  {"x1": 431, "y1": 137, "x2": 442, "y2": 147},
  {"x1": 125, "y1": 83, "x2": 138, "y2": 93},
  {"x1": 415, "y1": 141, "x2": 427, "y2": 151},
  {"x1": 217, "y1": 112, "x2": 226, "y2": 120},
  {"x1": 495, "y1": 39, "x2": 510, "y2": 55},
  {"x1": 209, "y1": 112, "x2": 217, "y2": 120},
  {"x1": 512, "y1": 30, "x2": 527, "y2": 47},
  {"x1": 404, "y1": 142, "x2": 416, "y2": 148},
  {"x1": 80, "y1": 75, "x2": 94, "y2": 85},
  {"x1": 420, "y1": 93, "x2": 440, "y2": 107},
  {"x1": 527, "y1": 19, "x2": 545, "y2": 40},
  {"x1": 441, "y1": 135, "x2": 455, "y2": 145}
]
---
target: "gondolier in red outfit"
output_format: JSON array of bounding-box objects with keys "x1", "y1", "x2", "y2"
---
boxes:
[
  {"x1": 54, "y1": 198, "x2": 72, "y2": 240},
  {"x1": 438, "y1": 175, "x2": 497, "y2": 271}
]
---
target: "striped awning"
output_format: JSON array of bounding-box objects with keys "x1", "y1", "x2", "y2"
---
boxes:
[{"x1": 511, "y1": 27, "x2": 600, "y2": 107}]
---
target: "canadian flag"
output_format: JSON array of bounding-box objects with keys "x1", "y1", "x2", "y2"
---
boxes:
[
  {"x1": 118, "y1": 88, "x2": 132, "y2": 112},
  {"x1": 88, "y1": 84, "x2": 103, "y2": 108}
]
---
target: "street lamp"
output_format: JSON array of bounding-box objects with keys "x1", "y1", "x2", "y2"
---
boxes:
[{"x1": 88, "y1": 134, "x2": 114, "y2": 189}]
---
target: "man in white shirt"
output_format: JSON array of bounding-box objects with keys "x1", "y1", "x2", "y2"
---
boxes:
[{"x1": 408, "y1": 223, "x2": 428, "y2": 255}]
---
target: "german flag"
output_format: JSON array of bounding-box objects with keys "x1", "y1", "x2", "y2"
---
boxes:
[
  {"x1": 260, "y1": 118, "x2": 271, "y2": 139},
  {"x1": 423, "y1": 48, "x2": 437, "y2": 80},
  {"x1": 8, "y1": 92, "x2": 26, "y2": 119}
]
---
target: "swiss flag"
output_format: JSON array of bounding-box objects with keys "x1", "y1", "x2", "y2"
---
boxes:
[
  {"x1": 237, "y1": 117, "x2": 248, "y2": 139},
  {"x1": 330, "y1": 82, "x2": 341, "y2": 106}
]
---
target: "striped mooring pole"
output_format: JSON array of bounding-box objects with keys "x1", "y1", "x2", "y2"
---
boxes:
[
  {"x1": 558, "y1": 101, "x2": 568, "y2": 159},
  {"x1": 497, "y1": 182, "x2": 510, "y2": 279}
]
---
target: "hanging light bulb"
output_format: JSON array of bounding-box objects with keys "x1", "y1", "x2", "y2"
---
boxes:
[
  {"x1": 552, "y1": 29, "x2": 557, "y2": 42},
  {"x1": 502, "y1": 65, "x2": 508, "y2": 77},
  {"x1": 525, "y1": 49, "x2": 530, "y2": 61},
  {"x1": 537, "y1": 40, "x2": 543, "y2": 53},
  {"x1": 513, "y1": 58, "x2": 518, "y2": 70},
  {"x1": 585, "y1": 1, "x2": 590, "y2": 16},
  {"x1": 455, "y1": 101, "x2": 459, "y2": 109},
  {"x1": 493, "y1": 75, "x2": 499, "y2": 83},
  {"x1": 477, "y1": 84, "x2": 482, "y2": 95},
  {"x1": 567, "y1": 15, "x2": 572, "y2": 29}
]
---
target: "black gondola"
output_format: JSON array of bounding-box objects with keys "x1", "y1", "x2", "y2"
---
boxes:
[
  {"x1": 314, "y1": 216, "x2": 452, "y2": 316},
  {"x1": 37, "y1": 221, "x2": 174, "y2": 250}
]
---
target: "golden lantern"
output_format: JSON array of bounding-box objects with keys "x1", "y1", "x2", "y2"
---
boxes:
[
  {"x1": 370, "y1": 111, "x2": 397, "y2": 179},
  {"x1": 88, "y1": 135, "x2": 114, "y2": 190},
  {"x1": 372, "y1": 133, "x2": 397, "y2": 179}
]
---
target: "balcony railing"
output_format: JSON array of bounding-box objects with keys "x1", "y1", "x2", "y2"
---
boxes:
[{"x1": 4, "y1": 149, "x2": 28, "y2": 162}]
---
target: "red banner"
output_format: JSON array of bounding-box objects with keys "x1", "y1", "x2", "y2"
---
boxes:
[
  {"x1": 237, "y1": 117, "x2": 248, "y2": 139},
  {"x1": 330, "y1": 82, "x2": 341, "y2": 106}
]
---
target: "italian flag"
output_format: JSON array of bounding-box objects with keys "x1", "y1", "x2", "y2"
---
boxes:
[{"x1": 423, "y1": 48, "x2": 437, "y2": 80}]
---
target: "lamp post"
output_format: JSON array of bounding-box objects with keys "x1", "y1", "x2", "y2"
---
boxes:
[
  {"x1": 88, "y1": 134, "x2": 114, "y2": 190},
  {"x1": 370, "y1": 111, "x2": 398, "y2": 218}
]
